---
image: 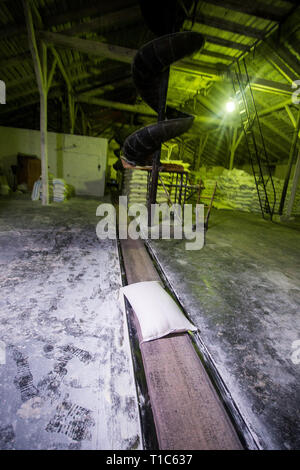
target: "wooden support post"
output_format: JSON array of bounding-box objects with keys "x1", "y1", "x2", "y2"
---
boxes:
[
  {"x1": 80, "y1": 106, "x2": 87, "y2": 135},
  {"x1": 23, "y1": 0, "x2": 49, "y2": 205},
  {"x1": 47, "y1": 57, "x2": 57, "y2": 92},
  {"x1": 40, "y1": 90, "x2": 48, "y2": 203},
  {"x1": 286, "y1": 149, "x2": 300, "y2": 218},
  {"x1": 229, "y1": 127, "x2": 238, "y2": 170},
  {"x1": 279, "y1": 108, "x2": 300, "y2": 215},
  {"x1": 68, "y1": 91, "x2": 75, "y2": 134},
  {"x1": 195, "y1": 134, "x2": 208, "y2": 170},
  {"x1": 228, "y1": 128, "x2": 244, "y2": 170},
  {"x1": 285, "y1": 105, "x2": 297, "y2": 129}
]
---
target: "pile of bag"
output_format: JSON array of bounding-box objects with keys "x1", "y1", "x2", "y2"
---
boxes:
[
  {"x1": 123, "y1": 170, "x2": 170, "y2": 206},
  {"x1": 196, "y1": 168, "x2": 300, "y2": 216},
  {"x1": 122, "y1": 160, "x2": 190, "y2": 206},
  {"x1": 31, "y1": 176, "x2": 74, "y2": 202},
  {"x1": 53, "y1": 178, "x2": 74, "y2": 202}
]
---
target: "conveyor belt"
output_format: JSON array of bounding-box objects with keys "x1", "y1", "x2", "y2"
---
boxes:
[{"x1": 120, "y1": 238, "x2": 243, "y2": 450}]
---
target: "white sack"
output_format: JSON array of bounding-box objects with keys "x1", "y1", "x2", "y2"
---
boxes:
[{"x1": 120, "y1": 281, "x2": 197, "y2": 343}]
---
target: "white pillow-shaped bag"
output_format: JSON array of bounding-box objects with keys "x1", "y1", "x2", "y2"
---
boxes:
[{"x1": 120, "y1": 281, "x2": 197, "y2": 343}]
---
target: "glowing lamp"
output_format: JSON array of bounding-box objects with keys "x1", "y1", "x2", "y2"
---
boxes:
[{"x1": 226, "y1": 100, "x2": 236, "y2": 113}]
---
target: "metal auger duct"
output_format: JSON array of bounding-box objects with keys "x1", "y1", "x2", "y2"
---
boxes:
[{"x1": 122, "y1": 31, "x2": 205, "y2": 166}]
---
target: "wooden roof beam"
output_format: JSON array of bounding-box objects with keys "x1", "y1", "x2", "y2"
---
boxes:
[
  {"x1": 36, "y1": 32, "x2": 295, "y2": 97},
  {"x1": 203, "y1": 34, "x2": 250, "y2": 51},
  {"x1": 64, "y1": 5, "x2": 140, "y2": 36},
  {"x1": 258, "y1": 99, "x2": 294, "y2": 118},
  {"x1": 259, "y1": 117, "x2": 291, "y2": 148},
  {"x1": 78, "y1": 78, "x2": 133, "y2": 98},
  {"x1": 0, "y1": 52, "x2": 32, "y2": 70},
  {"x1": 77, "y1": 95, "x2": 224, "y2": 126},
  {"x1": 236, "y1": 75, "x2": 293, "y2": 96},
  {"x1": 192, "y1": 14, "x2": 266, "y2": 39},
  {"x1": 0, "y1": 0, "x2": 137, "y2": 39},
  {"x1": 0, "y1": 23, "x2": 26, "y2": 39},
  {"x1": 201, "y1": 0, "x2": 288, "y2": 23},
  {"x1": 77, "y1": 95, "x2": 156, "y2": 116},
  {"x1": 201, "y1": 49, "x2": 234, "y2": 62},
  {"x1": 0, "y1": 88, "x2": 62, "y2": 116},
  {"x1": 268, "y1": 41, "x2": 300, "y2": 77},
  {"x1": 262, "y1": 43, "x2": 298, "y2": 83},
  {"x1": 6, "y1": 64, "x2": 131, "y2": 101},
  {"x1": 39, "y1": 31, "x2": 135, "y2": 64},
  {"x1": 285, "y1": 105, "x2": 297, "y2": 128},
  {"x1": 172, "y1": 60, "x2": 225, "y2": 79},
  {"x1": 39, "y1": 31, "x2": 225, "y2": 78},
  {"x1": 43, "y1": 0, "x2": 136, "y2": 29}
]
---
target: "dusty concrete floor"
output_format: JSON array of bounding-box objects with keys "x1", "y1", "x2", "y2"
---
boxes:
[
  {"x1": 149, "y1": 209, "x2": 300, "y2": 450},
  {"x1": 0, "y1": 195, "x2": 141, "y2": 450}
]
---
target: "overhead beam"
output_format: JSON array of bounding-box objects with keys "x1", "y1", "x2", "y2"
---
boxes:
[
  {"x1": 257, "y1": 98, "x2": 293, "y2": 118},
  {"x1": 5, "y1": 65, "x2": 132, "y2": 103},
  {"x1": 39, "y1": 32, "x2": 293, "y2": 96},
  {"x1": 185, "y1": 93, "x2": 220, "y2": 116},
  {"x1": 0, "y1": 23, "x2": 26, "y2": 40},
  {"x1": 77, "y1": 95, "x2": 156, "y2": 116},
  {"x1": 192, "y1": 14, "x2": 266, "y2": 38},
  {"x1": 259, "y1": 116, "x2": 291, "y2": 147},
  {"x1": 0, "y1": 88, "x2": 63, "y2": 117},
  {"x1": 285, "y1": 105, "x2": 297, "y2": 128},
  {"x1": 235, "y1": 129, "x2": 280, "y2": 163},
  {"x1": 78, "y1": 78, "x2": 133, "y2": 99},
  {"x1": 43, "y1": 0, "x2": 136, "y2": 29},
  {"x1": 39, "y1": 31, "x2": 135, "y2": 64},
  {"x1": 50, "y1": 47, "x2": 76, "y2": 133},
  {"x1": 274, "y1": 43, "x2": 300, "y2": 77},
  {"x1": 0, "y1": 51, "x2": 101, "y2": 72},
  {"x1": 203, "y1": 34, "x2": 250, "y2": 51},
  {"x1": 201, "y1": 49, "x2": 234, "y2": 62},
  {"x1": 7, "y1": 77, "x2": 81, "y2": 103},
  {"x1": 39, "y1": 31, "x2": 225, "y2": 78},
  {"x1": 0, "y1": 52, "x2": 32, "y2": 70},
  {"x1": 280, "y1": 4, "x2": 300, "y2": 40},
  {"x1": 239, "y1": 75, "x2": 293, "y2": 96},
  {"x1": 77, "y1": 95, "x2": 223, "y2": 126},
  {"x1": 262, "y1": 43, "x2": 298, "y2": 83},
  {"x1": 64, "y1": 5, "x2": 140, "y2": 36},
  {"x1": 0, "y1": 0, "x2": 137, "y2": 39},
  {"x1": 201, "y1": 0, "x2": 287, "y2": 22},
  {"x1": 172, "y1": 60, "x2": 225, "y2": 79}
]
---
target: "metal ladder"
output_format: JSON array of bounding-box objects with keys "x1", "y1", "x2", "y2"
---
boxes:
[{"x1": 232, "y1": 59, "x2": 276, "y2": 220}]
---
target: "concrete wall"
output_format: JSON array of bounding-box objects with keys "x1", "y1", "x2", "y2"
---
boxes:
[{"x1": 0, "y1": 126, "x2": 108, "y2": 197}]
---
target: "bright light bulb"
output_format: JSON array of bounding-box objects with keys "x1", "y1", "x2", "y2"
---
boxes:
[{"x1": 226, "y1": 100, "x2": 236, "y2": 113}]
